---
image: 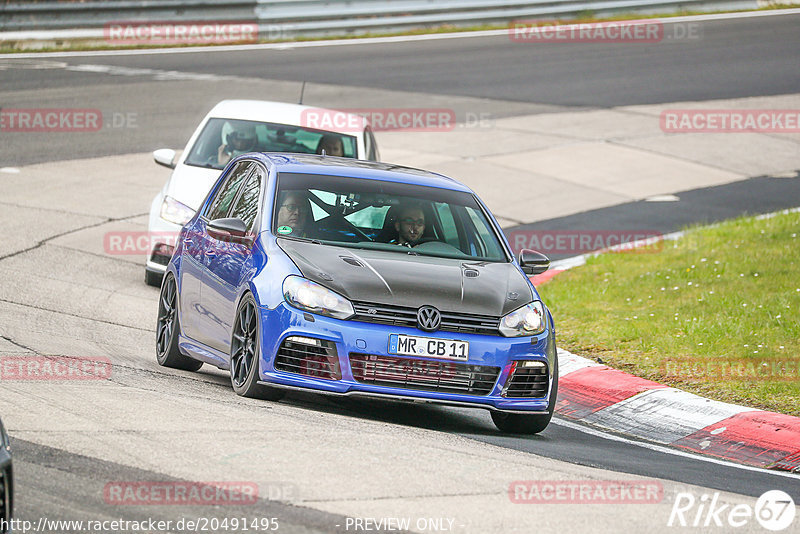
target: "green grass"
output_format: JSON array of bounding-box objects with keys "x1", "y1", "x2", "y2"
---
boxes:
[
  {"x1": 538, "y1": 210, "x2": 800, "y2": 416},
  {"x1": 1, "y1": 5, "x2": 798, "y2": 54}
]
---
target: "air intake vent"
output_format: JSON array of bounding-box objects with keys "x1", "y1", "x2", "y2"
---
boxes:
[
  {"x1": 464, "y1": 269, "x2": 479, "y2": 278},
  {"x1": 274, "y1": 337, "x2": 341, "y2": 380},
  {"x1": 340, "y1": 256, "x2": 363, "y2": 267},
  {"x1": 502, "y1": 361, "x2": 549, "y2": 398},
  {"x1": 350, "y1": 353, "x2": 500, "y2": 395}
]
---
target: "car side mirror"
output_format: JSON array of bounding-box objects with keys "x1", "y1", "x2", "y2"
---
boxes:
[
  {"x1": 153, "y1": 148, "x2": 177, "y2": 169},
  {"x1": 207, "y1": 217, "x2": 252, "y2": 245},
  {"x1": 519, "y1": 249, "x2": 550, "y2": 275}
]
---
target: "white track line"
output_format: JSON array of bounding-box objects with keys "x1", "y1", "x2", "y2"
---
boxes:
[
  {"x1": 552, "y1": 417, "x2": 800, "y2": 480},
  {"x1": 1, "y1": 9, "x2": 799, "y2": 59}
]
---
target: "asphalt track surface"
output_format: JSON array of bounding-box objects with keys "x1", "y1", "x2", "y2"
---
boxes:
[
  {"x1": 2, "y1": 11, "x2": 800, "y2": 533},
  {"x1": 513, "y1": 172, "x2": 800, "y2": 260},
  {"x1": 2, "y1": 12, "x2": 800, "y2": 166},
  {"x1": 4, "y1": 14, "x2": 800, "y2": 107}
]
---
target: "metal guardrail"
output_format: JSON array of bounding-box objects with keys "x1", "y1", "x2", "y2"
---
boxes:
[{"x1": 0, "y1": 0, "x2": 759, "y2": 38}]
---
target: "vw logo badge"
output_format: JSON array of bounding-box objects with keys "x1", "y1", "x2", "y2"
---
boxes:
[{"x1": 417, "y1": 306, "x2": 442, "y2": 332}]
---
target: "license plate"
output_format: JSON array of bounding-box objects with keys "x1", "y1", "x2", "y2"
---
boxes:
[{"x1": 388, "y1": 334, "x2": 468, "y2": 360}]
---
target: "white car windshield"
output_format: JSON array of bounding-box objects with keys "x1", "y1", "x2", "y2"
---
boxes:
[{"x1": 184, "y1": 118, "x2": 358, "y2": 170}]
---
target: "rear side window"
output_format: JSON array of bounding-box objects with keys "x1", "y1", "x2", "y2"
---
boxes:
[
  {"x1": 364, "y1": 126, "x2": 379, "y2": 161},
  {"x1": 206, "y1": 161, "x2": 253, "y2": 220},
  {"x1": 229, "y1": 166, "x2": 263, "y2": 231}
]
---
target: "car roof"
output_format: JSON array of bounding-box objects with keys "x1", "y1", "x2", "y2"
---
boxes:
[
  {"x1": 249, "y1": 153, "x2": 471, "y2": 192},
  {"x1": 207, "y1": 100, "x2": 367, "y2": 135}
]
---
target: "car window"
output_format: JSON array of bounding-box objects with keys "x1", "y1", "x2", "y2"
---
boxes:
[
  {"x1": 465, "y1": 206, "x2": 504, "y2": 259},
  {"x1": 345, "y1": 205, "x2": 391, "y2": 230},
  {"x1": 274, "y1": 172, "x2": 509, "y2": 262},
  {"x1": 434, "y1": 202, "x2": 460, "y2": 248},
  {"x1": 229, "y1": 166, "x2": 263, "y2": 232},
  {"x1": 184, "y1": 118, "x2": 359, "y2": 170},
  {"x1": 364, "y1": 126, "x2": 379, "y2": 161},
  {"x1": 206, "y1": 161, "x2": 253, "y2": 220}
]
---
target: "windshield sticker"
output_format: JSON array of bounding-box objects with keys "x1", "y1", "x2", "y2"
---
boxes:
[{"x1": 277, "y1": 225, "x2": 293, "y2": 235}]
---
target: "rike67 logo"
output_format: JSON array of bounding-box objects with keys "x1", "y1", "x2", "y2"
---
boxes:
[{"x1": 668, "y1": 490, "x2": 795, "y2": 530}]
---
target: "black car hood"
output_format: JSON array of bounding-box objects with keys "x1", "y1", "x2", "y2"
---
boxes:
[{"x1": 278, "y1": 239, "x2": 533, "y2": 316}]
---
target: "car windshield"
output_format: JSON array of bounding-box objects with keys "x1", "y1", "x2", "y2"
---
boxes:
[
  {"x1": 184, "y1": 118, "x2": 358, "y2": 170},
  {"x1": 273, "y1": 172, "x2": 509, "y2": 262}
]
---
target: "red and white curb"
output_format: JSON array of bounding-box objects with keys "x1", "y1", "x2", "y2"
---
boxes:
[
  {"x1": 554, "y1": 349, "x2": 800, "y2": 472},
  {"x1": 528, "y1": 208, "x2": 800, "y2": 472}
]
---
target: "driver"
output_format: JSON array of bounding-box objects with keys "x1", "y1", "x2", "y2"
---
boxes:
[
  {"x1": 392, "y1": 204, "x2": 426, "y2": 247},
  {"x1": 218, "y1": 123, "x2": 257, "y2": 166},
  {"x1": 316, "y1": 135, "x2": 344, "y2": 157}
]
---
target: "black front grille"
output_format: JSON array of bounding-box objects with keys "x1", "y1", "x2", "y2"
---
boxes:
[
  {"x1": 502, "y1": 362, "x2": 549, "y2": 398},
  {"x1": 349, "y1": 353, "x2": 500, "y2": 396},
  {"x1": 352, "y1": 302, "x2": 501, "y2": 336},
  {"x1": 274, "y1": 337, "x2": 341, "y2": 380}
]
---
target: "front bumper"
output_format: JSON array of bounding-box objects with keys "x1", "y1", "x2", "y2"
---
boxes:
[
  {"x1": 145, "y1": 216, "x2": 182, "y2": 275},
  {"x1": 257, "y1": 304, "x2": 556, "y2": 413}
]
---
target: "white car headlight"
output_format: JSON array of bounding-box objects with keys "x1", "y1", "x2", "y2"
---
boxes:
[
  {"x1": 499, "y1": 301, "x2": 546, "y2": 337},
  {"x1": 283, "y1": 276, "x2": 354, "y2": 320},
  {"x1": 160, "y1": 196, "x2": 195, "y2": 226}
]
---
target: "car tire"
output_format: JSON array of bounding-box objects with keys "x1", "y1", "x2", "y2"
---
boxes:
[
  {"x1": 491, "y1": 352, "x2": 558, "y2": 435},
  {"x1": 155, "y1": 273, "x2": 203, "y2": 372},
  {"x1": 230, "y1": 293, "x2": 285, "y2": 401},
  {"x1": 145, "y1": 269, "x2": 163, "y2": 287}
]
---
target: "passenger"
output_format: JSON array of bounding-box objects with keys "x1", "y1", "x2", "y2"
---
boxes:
[
  {"x1": 218, "y1": 123, "x2": 257, "y2": 166},
  {"x1": 392, "y1": 204, "x2": 426, "y2": 247},
  {"x1": 316, "y1": 135, "x2": 344, "y2": 157},
  {"x1": 276, "y1": 191, "x2": 313, "y2": 238}
]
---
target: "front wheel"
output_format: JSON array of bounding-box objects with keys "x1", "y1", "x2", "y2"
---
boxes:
[
  {"x1": 230, "y1": 294, "x2": 285, "y2": 401},
  {"x1": 491, "y1": 355, "x2": 558, "y2": 434},
  {"x1": 156, "y1": 274, "x2": 203, "y2": 371}
]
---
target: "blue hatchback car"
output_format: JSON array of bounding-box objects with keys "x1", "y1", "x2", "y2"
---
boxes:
[{"x1": 156, "y1": 153, "x2": 557, "y2": 433}]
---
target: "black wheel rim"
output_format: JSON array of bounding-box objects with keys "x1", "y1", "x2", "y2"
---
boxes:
[
  {"x1": 231, "y1": 300, "x2": 256, "y2": 388},
  {"x1": 156, "y1": 276, "x2": 176, "y2": 357}
]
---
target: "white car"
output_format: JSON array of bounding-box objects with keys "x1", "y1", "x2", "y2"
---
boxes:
[{"x1": 146, "y1": 99, "x2": 380, "y2": 286}]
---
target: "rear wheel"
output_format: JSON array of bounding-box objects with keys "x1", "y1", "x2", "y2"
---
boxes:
[
  {"x1": 230, "y1": 294, "x2": 285, "y2": 401},
  {"x1": 491, "y1": 354, "x2": 558, "y2": 434},
  {"x1": 155, "y1": 274, "x2": 203, "y2": 371}
]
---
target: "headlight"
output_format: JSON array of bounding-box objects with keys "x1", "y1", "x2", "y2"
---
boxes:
[
  {"x1": 499, "y1": 301, "x2": 546, "y2": 337},
  {"x1": 283, "y1": 276, "x2": 354, "y2": 320},
  {"x1": 160, "y1": 196, "x2": 195, "y2": 226}
]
